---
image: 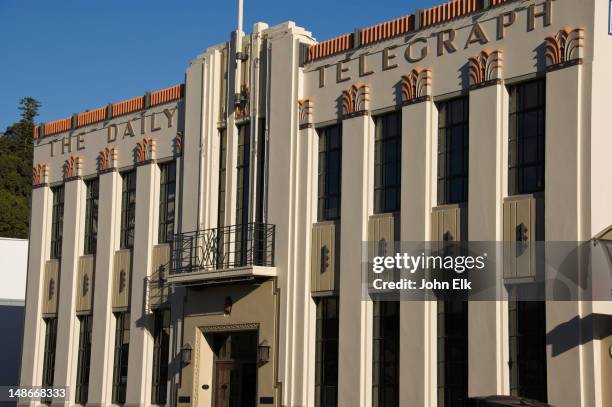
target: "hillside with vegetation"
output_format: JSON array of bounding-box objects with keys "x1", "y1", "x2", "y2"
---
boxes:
[{"x1": 0, "y1": 98, "x2": 39, "y2": 239}]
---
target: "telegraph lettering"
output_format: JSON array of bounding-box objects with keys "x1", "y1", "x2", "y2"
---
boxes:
[{"x1": 330, "y1": 0, "x2": 553, "y2": 85}]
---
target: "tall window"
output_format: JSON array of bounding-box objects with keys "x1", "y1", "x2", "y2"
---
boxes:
[
  {"x1": 50, "y1": 186, "x2": 64, "y2": 259},
  {"x1": 41, "y1": 318, "x2": 58, "y2": 392},
  {"x1": 315, "y1": 297, "x2": 339, "y2": 407},
  {"x1": 217, "y1": 129, "x2": 228, "y2": 229},
  {"x1": 437, "y1": 97, "x2": 469, "y2": 205},
  {"x1": 75, "y1": 315, "x2": 92, "y2": 405},
  {"x1": 437, "y1": 301, "x2": 468, "y2": 407},
  {"x1": 217, "y1": 129, "x2": 228, "y2": 268},
  {"x1": 235, "y1": 125, "x2": 250, "y2": 266},
  {"x1": 374, "y1": 112, "x2": 401, "y2": 214},
  {"x1": 508, "y1": 79, "x2": 546, "y2": 196},
  {"x1": 84, "y1": 179, "x2": 99, "y2": 255},
  {"x1": 509, "y1": 301, "x2": 547, "y2": 402},
  {"x1": 158, "y1": 162, "x2": 176, "y2": 244},
  {"x1": 120, "y1": 171, "x2": 137, "y2": 249},
  {"x1": 318, "y1": 125, "x2": 342, "y2": 221},
  {"x1": 151, "y1": 309, "x2": 170, "y2": 405},
  {"x1": 112, "y1": 312, "x2": 131, "y2": 404},
  {"x1": 372, "y1": 301, "x2": 399, "y2": 407}
]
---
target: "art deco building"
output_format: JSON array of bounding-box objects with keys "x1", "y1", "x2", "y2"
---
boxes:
[{"x1": 19, "y1": 0, "x2": 612, "y2": 406}]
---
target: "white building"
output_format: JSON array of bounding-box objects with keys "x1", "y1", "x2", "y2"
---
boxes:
[{"x1": 18, "y1": 0, "x2": 612, "y2": 406}]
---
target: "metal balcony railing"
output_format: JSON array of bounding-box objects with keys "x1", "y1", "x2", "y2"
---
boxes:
[{"x1": 169, "y1": 223, "x2": 276, "y2": 275}]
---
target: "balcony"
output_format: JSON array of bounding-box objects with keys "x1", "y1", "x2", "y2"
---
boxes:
[{"x1": 167, "y1": 222, "x2": 277, "y2": 285}]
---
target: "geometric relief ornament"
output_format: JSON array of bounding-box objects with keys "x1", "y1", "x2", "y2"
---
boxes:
[
  {"x1": 298, "y1": 98, "x2": 314, "y2": 129},
  {"x1": 545, "y1": 27, "x2": 584, "y2": 69},
  {"x1": 468, "y1": 49, "x2": 503, "y2": 88},
  {"x1": 98, "y1": 146, "x2": 118, "y2": 171},
  {"x1": 341, "y1": 83, "x2": 370, "y2": 118},
  {"x1": 400, "y1": 68, "x2": 432, "y2": 104},
  {"x1": 32, "y1": 163, "x2": 49, "y2": 186},
  {"x1": 63, "y1": 155, "x2": 83, "y2": 180},
  {"x1": 135, "y1": 136, "x2": 156, "y2": 163}
]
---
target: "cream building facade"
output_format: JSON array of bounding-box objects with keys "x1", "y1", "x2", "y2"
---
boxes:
[{"x1": 18, "y1": 0, "x2": 612, "y2": 406}]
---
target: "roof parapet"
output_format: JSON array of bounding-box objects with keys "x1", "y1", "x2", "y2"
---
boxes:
[
  {"x1": 34, "y1": 84, "x2": 184, "y2": 139},
  {"x1": 305, "y1": 0, "x2": 516, "y2": 63}
]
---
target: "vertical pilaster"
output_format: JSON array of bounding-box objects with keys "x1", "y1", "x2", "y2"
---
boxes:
[
  {"x1": 89, "y1": 170, "x2": 121, "y2": 406},
  {"x1": 126, "y1": 162, "x2": 159, "y2": 407},
  {"x1": 399, "y1": 99, "x2": 435, "y2": 407},
  {"x1": 19, "y1": 185, "x2": 51, "y2": 406},
  {"x1": 295, "y1": 123, "x2": 318, "y2": 406},
  {"x1": 338, "y1": 113, "x2": 373, "y2": 407},
  {"x1": 53, "y1": 178, "x2": 85, "y2": 406},
  {"x1": 467, "y1": 82, "x2": 508, "y2": 397},
  {"x1": 544, "y1": 63, "x2": 585, "y2": 407}
]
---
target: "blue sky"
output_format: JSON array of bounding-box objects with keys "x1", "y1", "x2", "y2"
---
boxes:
[{"x1": 0, "y1": 0, "x2": 438, "y2": 130}]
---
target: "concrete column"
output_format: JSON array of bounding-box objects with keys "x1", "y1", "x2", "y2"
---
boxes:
[
  {"x1": 338, "y1": 113, "x2": 373, "y2": 407},
  {"x1": 19, "y1": 185, "x2": 51, "y2": 403},
  {"x1": 399, "y1": 100, "x2": 436, "y2": 407},
  {"x1": 467, "y1": 82, "x2": 508, "y2": 397},
  {"x1": 53, "y1": 178, "x2": 85, "y2": 406},
  {"x1": 89, "y1": 169, "x2": 121, "y2": 407},
  {"x1": 544, "y1": 64, "x2": 587, "y2": 407},
  {"x1": 126, "y1": 162, "x2": 160, "y2": 407}
]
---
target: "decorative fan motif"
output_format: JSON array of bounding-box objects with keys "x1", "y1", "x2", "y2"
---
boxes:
[
  {"x1": 135, "y1": 137, "x2": 156, "y2": 163},
  {"x1": 32, "y1": 163, "x2": 49, "y2": 186},
  {"x1": 298, "y1": 99, "x2": 314, "y2": 128},
  {"x1": 63, "y1": 155, "x2": 83, "y2": 179},
  {"x1": 400, "y1": 69, "x2": 432, "y2": 103},
  {"x1": 98, "y1": 146, "x2": 118, "y2": 171},
  {"x1": 341, "y1": 83, "x2": 370, "y2": 117},
  {"x1": 545, "y1": 28, "x2": 584, "y2": 67},
  {"x1": 468, "y1": 50, "x2": 503, "y2": 87}
]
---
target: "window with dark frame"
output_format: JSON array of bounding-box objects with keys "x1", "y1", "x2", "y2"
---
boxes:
[
  {"x1": 41, "y1": 317, "x2": 58, "y2": 399},
  {"x1": 158, "y1": 162, "x2": 176, "y2": 244},
  {"x1": 120, "y1": 171, "x2": 137, "y2": 250},
  {"x1": 151, "y1": 309, "x2": 170, "y2": 406},
  {"x1": 372, "y1": 301, "x2": 399, "y2": 407},
  {"x1": 374, "y1": 112, "x2": 402, "y2": 214},
  {"x1": 112, "y1": 312, "x2": 130, "y2": 405},
  {"x1": 84, "y1": 179, "x2": 99, "y2": 255},
  {"x1": 217, "y1": 129, "x2": 227, "y2": 230},
  {"x1": 437, "y1": 97, "x2": 469, "y2": 205},
  {"x1": 509, "y1": 300, "x2": 548, "y2": 402},
  {"x1": 508, "y1": 79, "x2": 546, "y2": 196},
  {"x1": 315, "y1": 297, "x2": 339, "y2": 407},
  {"x1": 317, "y1": 125, "x2": 342, "y2": 221},
  {"x1": 235, "y1": 124, "x2": 250, "y2": 266},
  {"x1": 50, "y1": 186, "x2": 64, "y2": 259},
  {"x1": 437, "y1": 301, "x2": 468, "y2": 407},
  {"x1": 75, "y1": 315, "x2": 92, "y2": 405},
  {"x1": 217, "y1": 129, "x2": 228, "y2": 268},
  {"x1": 151, "y1": 309, "x2": 170, "y2": 405}
]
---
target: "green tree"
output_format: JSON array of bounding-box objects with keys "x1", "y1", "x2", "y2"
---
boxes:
[{"x1": 0, "y1": 97, "x2": 40, "y2": 238}]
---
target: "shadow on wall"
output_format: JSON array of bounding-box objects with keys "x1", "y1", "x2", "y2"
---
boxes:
[
  {"x1": 546, "y1": 313, "x2": 612, "y2": 357},
  {"x1": 0, "y1": 304, "x2": 25, "y2": 407}
]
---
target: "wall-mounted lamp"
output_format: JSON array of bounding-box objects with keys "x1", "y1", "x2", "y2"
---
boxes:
[
  {"x1": 224, "y1": 296, "x2": 233, "y2": 316},
  {"x1": 181, "y1": 344, "x2": 192, "y2": 365},
  {"x1": 257, "y1": 340, "x2": 271, "y2": 365}
]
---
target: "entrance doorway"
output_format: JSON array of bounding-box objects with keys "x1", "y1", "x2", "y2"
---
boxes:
[{"x1": 211, "y1": 331, "x2": 257, "y2": 407}]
